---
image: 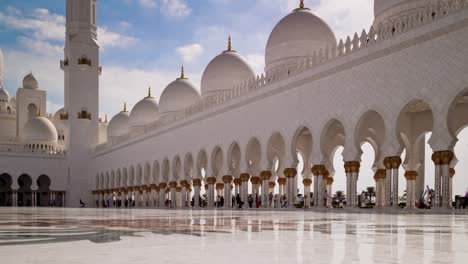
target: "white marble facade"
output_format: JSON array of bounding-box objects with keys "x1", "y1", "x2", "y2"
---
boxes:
[{"x1": 1, "y1": 0, "x2": 468, "y2": 209}]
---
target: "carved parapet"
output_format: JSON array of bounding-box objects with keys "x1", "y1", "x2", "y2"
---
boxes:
[{"x1": 284, "y1": 168, "x2": 298, "y2": 178}]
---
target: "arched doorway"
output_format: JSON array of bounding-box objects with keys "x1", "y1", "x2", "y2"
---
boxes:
[
  {"x1": 36, "y1": 175, "x2": 51, "y2": 207},
  {"x1": 17, "y1": 174, "x2": 33, "y2": 207},
  {"x1": 0, "y1": 173, "x2": 13, "y2": 206}
]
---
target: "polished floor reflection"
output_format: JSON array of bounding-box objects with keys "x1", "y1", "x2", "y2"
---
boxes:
[{"x1": 0, "y1": 208, "x2": 467, "y2": 263}]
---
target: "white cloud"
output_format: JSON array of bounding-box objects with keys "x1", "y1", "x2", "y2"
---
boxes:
[
  {"x1": 161, "y1": 0, "x2": 191, "y2": 17},
  {"x1": 0, "y1": 8, "x2": 138, "y2": 49},
  {"x1": 244, "y1": 54, "x2": 264, "y2": 75},
  {"x1": 315, "y1": 0, "x2": 374, "y2": 40},
  {"x1": 176, "y1": 43, "x2": 204, "y2": 63},
  {"x1": 139, "y1": 0, "x2": 157, "y2": 8}
]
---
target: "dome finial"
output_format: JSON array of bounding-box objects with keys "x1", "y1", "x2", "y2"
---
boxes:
[
  {"x1": 147, "y1": 86, "x2": 152, "y2": 98},
  {"x1": 180, "y1": 65, "x2": 187, "y2": 79},
  {"x1": 300, "y1": 0, "x2": 304, "y2": 8},
  {"x1": 123, "y1": 102, "x2": 127, "y2": 112},
  {"x1": 228, "y1": 35, "x2": 232, "y2": 51},
  {"x1": 37, "y1": 107, "x2": 41, "y2": 117}
]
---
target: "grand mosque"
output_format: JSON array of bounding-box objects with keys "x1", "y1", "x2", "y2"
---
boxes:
[{"x1": 0, "y1": 0, "x2": 467, "y2": 210}]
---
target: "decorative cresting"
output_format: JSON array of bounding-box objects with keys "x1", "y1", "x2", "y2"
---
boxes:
[
  {"x1": 432, "y1": 150, "x2": 454, "y2": 208},
  {"x1": 373, "y1": 169, "x2": 386, "y2": 208},
  {"x1": 404, "y1": 171, "x2": 418, "y2": 209}
]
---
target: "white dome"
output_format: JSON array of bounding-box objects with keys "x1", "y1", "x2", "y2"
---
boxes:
[
  {"x1": 201, "y1": 48, "x2": 255, "y2": 96},
  {"x1": 129, "y1": 93, "x2": 159, "y2": 127},
  {"x1": 53, "y1": 107, "x2": 65, "y2": 121},
  {"x1": 0, "y1": 87, "x2": 9, "y2": 102},
  {"x1": 265, "y1": 7, "x2": 336, "y2": 72},
  {"x1": 23, "y1": 116, "x2": 58, "y2": 143},
  {"x1": 159, "y1": 76, "x2": 200, "y2": 114},
  {"x1": 108, "y1": 108, "x2": 130, "y2": 138},
  {"x1": 374, "y1": 0, "x2": 427, "y2": 25},
  {"x1": 23, "y1": 73, "x2": 39, "y2": 90}
]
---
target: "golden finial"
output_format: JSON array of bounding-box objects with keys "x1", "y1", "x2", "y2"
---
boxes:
[
  {"x1": 228, "y1": 35, "x2": 232, "y2": 51},
  {"x1": 37, "y1": 107, "x2": 41, "y2": 117},
  {"x1": 300, "y1": 0, "x2": 304, "y2": 9},
  {"x1": 147, "y1": 86, "x2": 152, "y2": 98},
  {"x1": 123, "y1": 102, "x2": 127, "y2": 112},
  {"x1": 180, "y1": 65, "x2": 186, "y2": 79}
]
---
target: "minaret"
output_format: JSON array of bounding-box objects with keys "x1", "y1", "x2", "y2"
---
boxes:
[{"x1": 62, "y1": 0, "x2": 100, "y2": 207}]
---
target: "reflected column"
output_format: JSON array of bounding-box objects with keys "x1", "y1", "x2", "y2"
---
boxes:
[{"x1": 192, "y1": 179, "x2": 201, "y2": 208}]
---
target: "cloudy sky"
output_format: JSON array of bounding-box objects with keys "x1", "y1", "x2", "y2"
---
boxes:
[{"x1": 1, "y1": 0, "x2": 467, "y2": 198}]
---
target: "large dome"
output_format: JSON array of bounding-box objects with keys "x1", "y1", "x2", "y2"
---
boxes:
[
  {"x1": 129, "y1": 88, "x2": 159, "y2": 127},
  {"x1": 23, "y1": 116, "x2": 58, "y2": 143},
  {"x1": 23, "y1": 72, "x2": 39, "y2": 90},
  {"x1": 159, "y1": 72, "x2": 200, "y2": 114},
  {"x1": 265, "y1": 5, "x2": 336, "y2": 72},
  {"x1": 108, "y1": 104, "x2": 130, "y2": 138},
  {"x1": 201, "y1": 39, "x2": 255, "y2": 96}
]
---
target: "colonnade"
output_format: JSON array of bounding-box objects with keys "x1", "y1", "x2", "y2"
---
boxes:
[{"x1": 95, "y1": 148, "x2": 458, "y2": 210}]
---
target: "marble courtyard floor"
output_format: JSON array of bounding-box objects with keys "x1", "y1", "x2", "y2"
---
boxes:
[{"x1": 0, "y1": 208, "x2": 467, "y2": 263}]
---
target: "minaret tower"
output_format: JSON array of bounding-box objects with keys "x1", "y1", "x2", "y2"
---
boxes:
[{"x1": 62, "y1": 0, "x2": 100, "y2": 207}]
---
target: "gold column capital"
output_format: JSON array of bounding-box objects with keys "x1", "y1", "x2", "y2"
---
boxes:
[
  {"x1": 439, "y1": 150, "x2": 454, "y2": 165},
  {"x1": 169, "y1": 182, "x2": 177, "y2": 188},
  {"x1": 240, "y1": 173, "x2": 250, "y2": 181},
  {"x1": 159, "y1": 183, "x2": 167, "y2": 189},
  {"x1": 206, "y1": 177, "x2": 217, "y2": 185},
  {"x1": 192, "y1": 179, "x2": 202, "y2": 187},
  {"x1": 302, "y1": 179, "x2": 312, "y2": 187},
  {"x1": 404, "y1": 171, "x2": 418, "y2": 180},
  {"x1": 326, "y1": 177, "x2": 334, "y2": 185},
  {"x1": 222, "y1": 175, "x2": 233, "y2": 183},
  {"x1": 260, "y1": 171, "x2": 272, "y2": 180},
  {"x1": 269, "y1": 182, "x2": 276, "y2": 188},
  {"x1": 277, "y1": 177, "x2": 286, "y2": 185},
  {"x1": 450, "y1": 168, "x2": 455, "y2": 178},
  {"x1": 284, "y1": 168, "x2": 298, "y2": 178},
  {"x1": 180, "y1": 180, "x2": 189, "y2": 188},
  {"x1": 311, "y1": 165, "x2": 325, "y2": 176}
]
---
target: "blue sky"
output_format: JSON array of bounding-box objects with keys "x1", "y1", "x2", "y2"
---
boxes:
[{"x1": 0, "y1": 0, "x2": 374, "y2": 116}]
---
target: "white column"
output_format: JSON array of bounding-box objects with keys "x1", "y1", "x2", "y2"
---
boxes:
[
  {"x1": 432, "y1": 152, "x2": 442, "y2": 207},
  {"x1": 405, "y1": 171, "x2": 417, "y2": 209},
  {"x1": 284, "y1": 169, "x2": 297, "y2": 209},
  {"x1": 440, "y1": 151, "x2": 454, "y2": 208},
  {"x1": 159, "y1": 184, "x2": 166, "y2": 208},
  {"x1": 193, "y1": 179, "x2": 201, "y2": 208},
  {"x1": 391, "y1": 157, "x2": 401, "y2": 208},
  {"x1": 260, "y1": 171, "x2": 271, "y2": 208},
  {"x1": 384, "y1": 158, "x2": 392, "y2": 207}
]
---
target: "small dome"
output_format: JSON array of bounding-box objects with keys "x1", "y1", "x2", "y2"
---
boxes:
[
  {"x1": 130, "y1": 89, "x2": 159, "y2": 127},
  {"x1": 265, "y1": 5, "x2": 336, "y2": 72},
  {"x1": 53, "y1": 107, "x2": 65, "y2": 121},
  {"x1": 23, "y1": 116, "x2": 58, "y2": 143},
  {"x1": 108, "y1": 106, "x2": 130, "y2": 138},
  {"x1": 0, "y1": 87, "x2": 9, "y2": 102},
  {"x1": 159, "y1": 72, "x2": 200, "y2": 114},
  {"x1": 201, "y1": 38, "x2": 255, "y2": 96},
  {"x1": 23, "y1": 72, "x2": 39, "y2": 90}
]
